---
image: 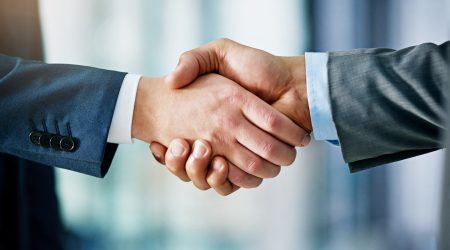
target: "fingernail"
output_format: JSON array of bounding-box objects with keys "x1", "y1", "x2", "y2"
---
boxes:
[
  {"x1": 170, "y1": 142, "x2": 185, "y2": 157},
  {"x1": 301, "y1": 134, "x2": 311, "y2": 146},
  {"x1": 213, "y1": 161, "x2": 224, "y2": 171},
  {"x1": 152, "y1": 152, "x2": 160, "y2": 160},
  {"x1": 193, "y1": 141, "x2": 207, "y2": 158},
  {"x1": 152, "y1": 153, "x2": 164, "y2": 164}
]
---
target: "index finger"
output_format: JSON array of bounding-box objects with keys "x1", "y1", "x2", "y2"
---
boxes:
[{"x1": 242, "y1": 93, "x2": 309, "y2": 147}]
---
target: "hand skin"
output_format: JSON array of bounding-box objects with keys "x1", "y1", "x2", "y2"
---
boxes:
[
  {"x1": 168, "y1": 38, "x2": 312, "y2": 131},
  {"x1": 132, "y1": 73, "x2": 308, "y2": 190},
  {"x1": 150, "y1": 38, "x2": 312, "y2": 196},
  {"x1": 151, "y1": 139, "x2": 239, "y2": 196}
]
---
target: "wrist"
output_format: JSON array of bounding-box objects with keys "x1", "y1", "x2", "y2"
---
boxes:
[
  {"x1": 281, "y1": 56, "x2": 312, "y2": 132},
  {"x1": 131, "y1": 76, "x2": 164, "y2": 143}
]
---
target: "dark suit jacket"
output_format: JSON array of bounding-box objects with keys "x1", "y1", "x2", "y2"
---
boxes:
[{"x1": 0, "y1": 0, "x2": 125, "y2": 249}]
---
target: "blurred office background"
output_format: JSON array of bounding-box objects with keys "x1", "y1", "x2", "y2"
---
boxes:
[{"x1": 38, "y1": 0, "x2": 450, "y2": 249}]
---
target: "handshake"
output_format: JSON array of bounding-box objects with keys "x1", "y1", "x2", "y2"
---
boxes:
[{"x1": 132, "y1": 38, "x2": 313, "y2": 196}]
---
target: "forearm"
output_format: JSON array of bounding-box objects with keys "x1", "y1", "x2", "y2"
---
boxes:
[
  {"x1": 131, "y1": 76, "x2": 165, "y2": 144},
  {"x1": 0, "y1": 54, "x2": 126, "y2": 177},
  {"x1": 329, "y1": 41, "x2": 450, "y2": 170}
]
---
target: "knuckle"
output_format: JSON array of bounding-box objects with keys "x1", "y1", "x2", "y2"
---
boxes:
[
  {"x1": 217, "y1": 37, "x2": 230, "y2": 43},
  {"x1": 246, "y1": 158, "x2": 263, "y2": 175},
  {"x1": 220, "y1": 85, "x2": 244, "y2": 103},
  {"x1": 225, "y1": 117, "x2": 240, "y2": 130},
  {"x1": 261, "y1": 142, "x2": 276, "y2": 159},
  {"x1": 264, "y1": 111, "x2": 279, "y2": 131},
  {"x1": 209, "y1": 130, "x2": 227, "y2": 145},
  {"x1": 179, "y1": 51, "x2": 193, "y2": 60},
  {"x1": 216, "y1": 37, "x2": 232, "y2": 46},
  {"x1": 218, "y1": 115, "x2": 240, "y2": 131}
]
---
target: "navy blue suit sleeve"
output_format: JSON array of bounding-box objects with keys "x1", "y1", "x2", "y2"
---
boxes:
[{"x1": 0, "y1": 54, "x2": 127, "y2": 177}]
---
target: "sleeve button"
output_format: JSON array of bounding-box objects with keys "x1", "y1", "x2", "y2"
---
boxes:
[
  {"x1": 50, "y1": 135, "x2": 63, "y2": 150},
  {"x1": 60, "y1": 137, "x2": 75, "y2": 152},
  {"x1": 40, "y1": 133, "x2": 52, "y2": 148},
  {"x1": 29, "y1": 131, "x2": 43, "y2": 145}
]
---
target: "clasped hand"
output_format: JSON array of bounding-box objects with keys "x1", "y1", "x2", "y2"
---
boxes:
[{"x1": 132, "y1": 39, "x2": 312, "y2": 196}]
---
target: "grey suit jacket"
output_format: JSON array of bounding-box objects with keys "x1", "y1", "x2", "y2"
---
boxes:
[
  {"x1": 439, "y1": 67, "x2": 450, "y2": 250},
  {"x1": 327, "y1": 41, "x2": 449, "y2": 172},
  {"x1": 0, "y1": 54, "x2": 126, "y2": 177}
]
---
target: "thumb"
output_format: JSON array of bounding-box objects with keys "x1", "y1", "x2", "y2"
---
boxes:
[
  {"x1": 165, "y1": 53, "x2": 200, "y2": 89},
  {"x1": 166, "y1": 43, "x2": 221, "y2": 89}
]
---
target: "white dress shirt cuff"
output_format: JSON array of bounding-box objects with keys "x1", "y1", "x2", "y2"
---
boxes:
[
  {"x1": 305, "y1": 52, "x2": 339, "y2": 141},
  {"x1": 107, "y1": 74, "x2": 141, "y2": 144}
]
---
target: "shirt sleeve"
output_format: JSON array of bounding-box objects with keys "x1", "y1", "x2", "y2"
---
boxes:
[
  {"x1": 305, "y1": 52, "x2": 339, "y2": 143},
  {"x1": 107, "y1": 74, "x2": 141, "y2": 144}
]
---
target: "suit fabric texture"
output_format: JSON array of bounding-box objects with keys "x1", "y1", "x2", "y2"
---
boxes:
[
  {"x1": 438, "y1": 66, "x2": 450, "y2": 250},
  {"x1": 328, "y1": 41, "x2": 449, "y2": 172},
  {"x1": 0, "y1": 55, "x2": 126, "y2": 177}
]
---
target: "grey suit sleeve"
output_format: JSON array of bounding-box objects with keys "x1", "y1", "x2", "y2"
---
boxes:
[
  {"x1": 327, "y1": 41, "x2": 449, "y2": 172},
  {"x1": 0, "y1": 54, "x2": 127, "y2": 177}
]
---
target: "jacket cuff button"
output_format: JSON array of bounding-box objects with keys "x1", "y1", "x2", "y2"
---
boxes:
[
  {"x1": 40, "y1": 133, "x2": 52, "y2": 148},
  {"x1": 60, "y1": 137, "x2": 75, "y2": 152},
  {"x1": 29, "y1": 131, "x2": 43, "y2": 145},
  {"x1": 50, "y1": 135, "x2": 63, "y2": 150}
]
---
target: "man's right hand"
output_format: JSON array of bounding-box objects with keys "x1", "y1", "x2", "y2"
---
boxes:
[
  {"x1": 150, "y1": 38, "x2": 313, "y2": 195},
  {"x1": 167, "y1": 38, "x2": 312, "y2": 131},
  {"x1": 134, "y1": 73, "x2": 307, "y2": 191}
]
